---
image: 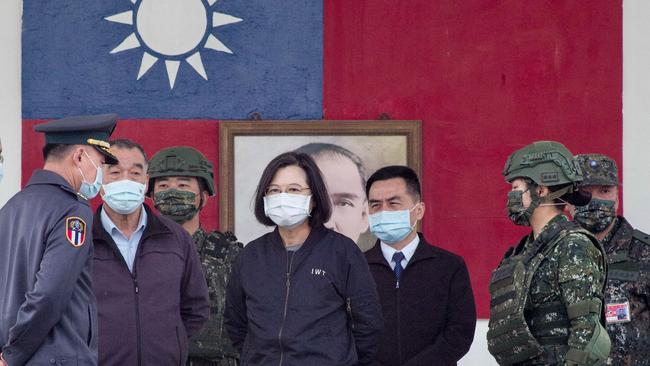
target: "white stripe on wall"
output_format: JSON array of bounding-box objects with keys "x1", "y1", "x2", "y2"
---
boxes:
[
  {"x1": 0, "y1": 0, "x2": 21, "y2": 207},
  {"x1": 459, "y1": 320, "x2": 497, "y2": 366},
  {"x1": 623, "y1": 0, "x2": 650, "y2": 233}
]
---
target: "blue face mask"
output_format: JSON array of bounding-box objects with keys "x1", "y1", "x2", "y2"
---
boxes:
[
  {"x1": 102, "y1": 179, "x2": 146, "y2": 215},
  {"x1": 368, "y1": 205, "x2": 418, "y2": 244},
  {"x1": 78, "y1": 151, "x2": 103, "y2": 199}
]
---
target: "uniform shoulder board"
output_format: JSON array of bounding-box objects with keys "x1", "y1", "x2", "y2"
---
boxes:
[{"x1": 632, "y1": 229, "x2": 650, "y2": 246}]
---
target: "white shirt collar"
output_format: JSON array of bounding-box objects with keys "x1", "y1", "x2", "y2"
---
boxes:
[{"x1": 380, "y1": 234, "x2": 420, "y2": 270}]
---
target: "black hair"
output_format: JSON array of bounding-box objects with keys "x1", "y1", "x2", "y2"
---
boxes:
[
  {"x1": 294, "y1": 143, "x2": 367, "y2": 195},
  {"x1": 366, "y1": 165, "x2": 421, "y2": 201},
  {"x1": 254, "y1": 151, "x2": 332, "y2": 227},
  {"x1": 109, "y1": 139, "x2": 148, "y2": 163},
  {"x1": 43, "y1": 144, "x2": 75, "y2": 161}
]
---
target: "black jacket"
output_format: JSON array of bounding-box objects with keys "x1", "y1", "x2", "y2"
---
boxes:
[
  {"x1": 225, "y1": 225, "x2": 383, "y2": 366},
  {"x1": 365, "y1": 234, "x2": 476, "y2": 366}
]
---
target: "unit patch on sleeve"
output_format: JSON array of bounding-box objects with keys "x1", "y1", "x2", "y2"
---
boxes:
[{"x1": 65, "y1": 217, "x2": 87, "y2": 247}]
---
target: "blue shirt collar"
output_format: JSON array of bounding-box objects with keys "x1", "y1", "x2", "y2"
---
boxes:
[{"x1": 100, "y1": 205, "x2": 147, "y2": 239}]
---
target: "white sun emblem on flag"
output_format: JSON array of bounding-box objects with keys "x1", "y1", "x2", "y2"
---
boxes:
[{"x1": 106, "y1": 0, "x2": 242, "y2": 89}]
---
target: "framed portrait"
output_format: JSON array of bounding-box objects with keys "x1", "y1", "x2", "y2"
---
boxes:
[{"x1": 219, "y1": 120, "x2": 422, "y2": 251}]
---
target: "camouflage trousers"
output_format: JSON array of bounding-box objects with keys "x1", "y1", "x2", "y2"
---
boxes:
[{"x1": 188, "y1": 356, "x2": 239, "y2": 366}]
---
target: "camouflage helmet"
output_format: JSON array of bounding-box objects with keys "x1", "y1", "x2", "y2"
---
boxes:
[
  {"x1": 503, "y1": 141, "x2": 584, "y2": 186},
  {"x1": 575, "y1": 154, "x2": 619, "y2": 187},
  {"x1": 147, "y1": 146, "x2": 215, "y2": 196}
]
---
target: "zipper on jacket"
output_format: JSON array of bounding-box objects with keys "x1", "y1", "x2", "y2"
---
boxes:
[
  {"x1": 133, "y1": 275, "x2": 143, "y2": 366},
  {"x1": 396, "y1": 278, "x2": 402, "y2": 363},
  {"x1": 346, "y1": 297, "x2": 356, "y2": 330},
  {"x1": 278, "y1": 251, "x2": 295, "y2": 366}
]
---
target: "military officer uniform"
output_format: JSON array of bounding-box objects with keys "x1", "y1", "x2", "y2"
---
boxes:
[
  {"x1": 0, "y1": 115, "x2": 118, "y2": 366},
  {"x1": 488, "y1": 141, "x2": 610, "y2": 366},
  {"x1": 575, "y1": 154, "x2": 650, "y2": 366},
  {"x1": 148, "y1": 146, "x2": 242, "y2": 365}
]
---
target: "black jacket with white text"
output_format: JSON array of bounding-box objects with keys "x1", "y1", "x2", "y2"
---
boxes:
[{"x1": 225, "y1": 225, "x2": 383, "y2": 366}]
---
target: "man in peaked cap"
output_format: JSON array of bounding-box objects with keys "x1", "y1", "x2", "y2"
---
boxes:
[
  {"x1": 571, "y1": 154, "x2": 650, "y2": 366},
  {"x1": 0, "y1": 114, "x2": 118, "y2": 365}
]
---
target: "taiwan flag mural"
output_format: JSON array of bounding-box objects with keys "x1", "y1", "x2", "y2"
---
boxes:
[
  {"x1": 22, "y1": 0, "x2": 622, "y2": 338},
  {"x1": 22, "y1": 0, "x2": 322, "y2": 119}
]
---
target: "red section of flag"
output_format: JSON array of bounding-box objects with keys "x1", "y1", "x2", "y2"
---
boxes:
[
  {"x1": 22, "y1": 120, "x2": 221, "y2": 232},
  {"x1": 324, "y1": 1, "x2": 622, "y2": 317}
]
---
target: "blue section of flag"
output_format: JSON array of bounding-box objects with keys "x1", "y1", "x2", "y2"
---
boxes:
[{"x1": 22, "y1": 0, "x2": 323, "y2": 119}]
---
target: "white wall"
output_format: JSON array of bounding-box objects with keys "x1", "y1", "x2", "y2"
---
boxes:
[
  {"x1": 0, "y1": 0, "x2": 21, "y2": 207},
  {"x1": 623, "y1": 0, "x2": 650, "y2": 232},
  {"x1": 459, "y1": 320, "x2": 495, "y2": 366}
]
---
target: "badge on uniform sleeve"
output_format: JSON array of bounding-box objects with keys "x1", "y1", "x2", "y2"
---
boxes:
[
  {"x1": 605, "y1": 301, "x2": 631, "y2": 324},
  {"x1": 65, "y1": 217, "x2": 87, "y2": 247}
]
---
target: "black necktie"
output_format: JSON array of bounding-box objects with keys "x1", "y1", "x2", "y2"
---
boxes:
[{"x1": 392, "y1": 251, "x2": 405, "y2": 288}]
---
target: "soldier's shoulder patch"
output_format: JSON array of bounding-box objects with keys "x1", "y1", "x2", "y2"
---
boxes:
[{"x1": 65, "y1": 216, "x2": 87, "y2": 248}]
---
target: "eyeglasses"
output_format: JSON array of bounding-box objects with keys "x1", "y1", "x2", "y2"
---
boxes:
[{"x1": 265, "y1": 184, "x2": 311, "y2": 196}]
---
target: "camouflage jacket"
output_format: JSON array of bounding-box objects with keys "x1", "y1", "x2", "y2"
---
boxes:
[
  {"x1": 189, "y1": 228, "x2": 243, "y2": 364},
  {"x1": 602, "y1": 217, "x2": 650, "y2": 366},
  {"x1": 520, "y1": 215, "x2": 606, "y2": 364}
]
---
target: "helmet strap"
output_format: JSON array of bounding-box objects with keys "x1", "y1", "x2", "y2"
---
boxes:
[{"x1": 539, "y1": 185, "x2": 572, "y2": 204}]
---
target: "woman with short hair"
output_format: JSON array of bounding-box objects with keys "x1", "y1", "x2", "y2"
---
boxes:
[{"x1": 224, "y1": 151, "x2": 383, "y2": 366}]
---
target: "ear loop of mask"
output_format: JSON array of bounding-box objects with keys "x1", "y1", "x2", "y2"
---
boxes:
[
  {"x1": 409, "y1": 202, "x2": 421, "y2": 229},
  {"x1": 78, "y1": 150, "x2": 99, "y2": 182},
  {"x1": 521, "y1": 188, "x2": 538, "y2": 219}
]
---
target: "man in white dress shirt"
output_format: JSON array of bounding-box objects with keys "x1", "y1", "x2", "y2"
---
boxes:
[{"x1": 363, "y1": 165, "x2": 476, "y2": 366}]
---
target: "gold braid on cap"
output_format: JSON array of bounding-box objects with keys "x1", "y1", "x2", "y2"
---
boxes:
[{"x1": 86, "y1": 138, "x2": 113, "y2": 154}]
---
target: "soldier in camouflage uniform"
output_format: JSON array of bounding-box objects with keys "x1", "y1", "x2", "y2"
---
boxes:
[
  {"x1": 488, "y1": 141, "x2": 611, "y2": 365},
  {"x1": 572, "y1": 154, "x2": 650, "y2": 366},
  {"x1": 148, "y1": 146, "x2": 242, "y2": 366}
]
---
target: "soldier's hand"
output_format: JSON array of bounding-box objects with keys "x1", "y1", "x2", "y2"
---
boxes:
[{"x1": 0, "y1": 353, "x2": 7, "y2": 366}]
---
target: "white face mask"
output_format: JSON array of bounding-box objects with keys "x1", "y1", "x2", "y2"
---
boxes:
[
  {"x1": 0, "y1": 162, "x2": 4, "y2": 184},
  {"x1": 78, "y1": 151, "x2": 103, "y2": 199},
  {"x1": 102, "y1": 179, "x2": 146, "y2": 215},
  {"x1": 263, "y1": 193, "x2": 312, "y2": 229}
]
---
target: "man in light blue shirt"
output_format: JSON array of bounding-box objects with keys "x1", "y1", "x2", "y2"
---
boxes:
[
  {"x1": 98, "y1": 140, "x2": 148, "y2": 270},
  {"x1": 91, "y1": 138, "x2": 209, "y2": 365},
  {"x1": 99, "y1": 204, "x2": 146, "y2": 271}
]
